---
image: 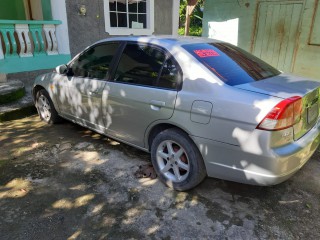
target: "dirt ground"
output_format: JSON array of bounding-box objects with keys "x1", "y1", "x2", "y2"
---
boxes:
[{"x1": 1, "y1": 115, "x2": 320, "y2": 240}]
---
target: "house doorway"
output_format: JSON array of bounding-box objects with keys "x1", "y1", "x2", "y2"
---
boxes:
[{"x1": 252, "y1": 1, "x2": 303, "y2": 72}]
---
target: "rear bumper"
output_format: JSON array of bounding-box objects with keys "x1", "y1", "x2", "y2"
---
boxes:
[{"x1": 191, "y1": 119, "x2": 320, "y2": 186}]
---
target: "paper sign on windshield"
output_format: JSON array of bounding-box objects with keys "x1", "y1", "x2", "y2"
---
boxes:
[{"x1": 194, "y1": 49, "x2": 220, "y2": 58}]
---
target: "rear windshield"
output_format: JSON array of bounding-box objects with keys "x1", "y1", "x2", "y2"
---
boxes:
[{"x1": 182, "y1": 43, "x2": 281, "y2": 86}]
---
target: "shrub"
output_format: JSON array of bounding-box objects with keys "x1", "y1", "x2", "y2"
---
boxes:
[{"x1": 178, "y1": 26, "x2": 202, "y2": 37}]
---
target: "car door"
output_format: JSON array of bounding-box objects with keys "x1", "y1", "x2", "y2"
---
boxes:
[
  {"x1": 56, "y1": 42, "x2": 121, "y2": 130},
  {"x1": 103, "y1": 42, "x2": 182, "y2": 147}
]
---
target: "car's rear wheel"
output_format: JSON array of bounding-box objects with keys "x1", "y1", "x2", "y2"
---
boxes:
[
  {"x1": 36, "y1": 89, "x2": 61, "y2": 124},
  {"x1": 151, "y1": 128, "x2": 207, "y2": 191}
]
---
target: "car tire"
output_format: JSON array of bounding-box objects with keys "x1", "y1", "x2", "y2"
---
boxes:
[
  {"x1": 36, "y1": 89, "x2": 61, "y2": 124},
  {"x1": 151, "y1": 128, "x2": 207, "y2": 191}
]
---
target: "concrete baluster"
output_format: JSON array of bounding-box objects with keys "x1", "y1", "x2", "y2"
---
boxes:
[
  {"x1": 29, "y1": 24, "x2": 46, "y2": 56},
  {"x1": 43, "y1": 24, "x2": 58, "y2": 55},
  {"x1": 15, "y1": 24, "x2": 33, "y2": 57},
  {"x1": 0, "y1": 23, "x2": 18, "y2": 58}
]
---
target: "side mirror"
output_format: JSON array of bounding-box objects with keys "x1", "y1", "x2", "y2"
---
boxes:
[{"x1": 55, "y1": 64, "x2": 68, "y2": 75}]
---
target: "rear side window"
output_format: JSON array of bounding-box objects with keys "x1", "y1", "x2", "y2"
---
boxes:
[
  {"x1": 114, "y1": 43, "x2": 181, "y2": 90},
  {"x1": 69, "y1": 43, "x2": 120, "y2": 79},
  {"x1": 158, "y1": 57, "x2": 181, "y2": 89},
  {"x1": 182, "y1": 43, "x2": 281, "y2": 86}
]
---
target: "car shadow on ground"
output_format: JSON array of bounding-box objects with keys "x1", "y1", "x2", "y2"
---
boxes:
[{"x1": 0, "y1": 115, "x2": 319, "y2": 239}]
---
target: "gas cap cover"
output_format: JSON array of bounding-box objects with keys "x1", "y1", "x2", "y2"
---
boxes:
[{"x1": 190, "y1": 100, "x2": 213, "y2": 124}]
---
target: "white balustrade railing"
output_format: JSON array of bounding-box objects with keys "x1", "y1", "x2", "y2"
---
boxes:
[{"x1": 0, "y1": 20, "x2": 62, "y2": 60}]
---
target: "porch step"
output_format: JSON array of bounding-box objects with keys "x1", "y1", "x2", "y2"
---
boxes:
[
  {"x1": 0, "y1": 80, "x2": 25, "y2": 104},
  {"x1": 0, "y1": 82, "x2": 36, "y2": 122}
]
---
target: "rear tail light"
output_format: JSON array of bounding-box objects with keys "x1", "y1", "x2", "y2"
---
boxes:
[{"x1": 257, "y1": 96, "x2": 302, "y2": 131}]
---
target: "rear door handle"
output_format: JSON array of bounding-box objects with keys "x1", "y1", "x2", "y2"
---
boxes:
[
  {"x1": 89, "y1": 91, "x2": 99, "y2": 96},
  {"x1": 150, "y1": 100, "x2": 165, "y2": 110}
]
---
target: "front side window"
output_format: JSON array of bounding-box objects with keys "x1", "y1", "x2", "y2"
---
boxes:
[
  {"x1": 69, "y1": 43, "x2": 120, "y2": 79},
  {"x1": 114, "y1": 43, "x2": 181, "y2": 90},
  {"x1": 104, "y1": 0, "x2": 154, "y2": 35},
  {"x1": 182, "y1": 43, "x2": 281, "y2": 86}
]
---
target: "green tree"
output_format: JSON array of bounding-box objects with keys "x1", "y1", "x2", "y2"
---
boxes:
[{"x1": 179, "y1": 0, "x2": 204, "y2": 36}]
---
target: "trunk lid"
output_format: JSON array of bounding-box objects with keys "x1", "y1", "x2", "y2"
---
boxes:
[
  {"x1": 235, "y1": 74, "x2": 320, "y2": 99},
  {"x1": 235, "y1": 74, "x2": 320, "y2": 140}
]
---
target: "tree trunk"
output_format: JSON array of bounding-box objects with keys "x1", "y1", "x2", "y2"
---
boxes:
[{"x1": 184, "y1": 0, "x2": 199, "y2": 36}]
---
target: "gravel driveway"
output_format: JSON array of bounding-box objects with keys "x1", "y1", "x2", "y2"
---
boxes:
[{"x1": 1, "y1": 115, "x2": 320, "y2": 239}]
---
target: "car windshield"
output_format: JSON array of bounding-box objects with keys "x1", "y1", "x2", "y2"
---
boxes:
[{"x1": 182, "y1": 42, "x2": 281, "y2": 86}]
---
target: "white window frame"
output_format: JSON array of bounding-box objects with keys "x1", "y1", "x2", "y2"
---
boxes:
[{"x1": 103, "y1": 0, "x2": 154, "y2": 35}]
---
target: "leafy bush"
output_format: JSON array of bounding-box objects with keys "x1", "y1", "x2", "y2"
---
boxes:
[{"x1": 178, "y1": 26, "x2": 202, "y2": 37}]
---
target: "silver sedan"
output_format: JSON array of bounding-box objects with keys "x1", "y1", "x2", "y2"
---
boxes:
[{"x1": 33, "y1": 36, "x2": 320, "y2": 191}]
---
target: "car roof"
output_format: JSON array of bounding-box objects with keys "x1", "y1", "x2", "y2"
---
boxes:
[{"x1": 94, "y1": 35, "x2": 221, "y2": 49}]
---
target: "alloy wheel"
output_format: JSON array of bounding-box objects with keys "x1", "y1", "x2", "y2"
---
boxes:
[
  {"x1": 38, "y1": 95, "x2": 52, "y2": 122},
  {"x1": 156, "y1": 140, "x2": 190, "y2": 182}
]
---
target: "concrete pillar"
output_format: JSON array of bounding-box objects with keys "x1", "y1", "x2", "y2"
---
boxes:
[
  {"x1": 172, "y1": 0, "x2": 180, "y2": 36},
  {"x1": 0, "y1": 73, "x2": 7, "y2": 83},
  {"x1": 51, "y1": 0, "x2": 71, "y2": 55}
]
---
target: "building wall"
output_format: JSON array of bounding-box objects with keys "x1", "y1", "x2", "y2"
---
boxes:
[
  {"x1": 66, "y1": 0, "x2": 174, "y2": 57},
  {"x1": 202, "y1": 0, "x2": 320, "y2": 80},
  {"x1": 294, "y1": 0, "x2": 320, "y2": 78},
  {"x1": 154, "y1": 0, "x2": 173, "y2": 35},
  {"x1": 0, "y1": 0, "x2": 26, "y2": 20},
  {"x1": 8, "y1": 69, "x2": 52, "y2": 89},
  {"x1": 0, "y1": 0, "x2": 52, "y2": 20},
  {"x1": 41, "y1": 0, "x2": 53, "y2": 20},
  {"x1": 202, "y1": 0, "x2": 256, "y2": 51}
]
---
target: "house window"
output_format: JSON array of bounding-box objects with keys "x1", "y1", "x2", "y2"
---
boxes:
[{"x1": 104, "y1": 0, "x2": 154, "y2": 35}]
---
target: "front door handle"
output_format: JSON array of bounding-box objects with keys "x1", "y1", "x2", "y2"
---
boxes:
[
  {"x1": 150, "y1": 100, "x2": 165, "y2": 110},
  {"x1": 150, "y1": 100, "x2": 165, "y2": 107}
]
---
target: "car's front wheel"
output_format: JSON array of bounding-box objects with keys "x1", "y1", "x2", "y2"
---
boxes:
[
  {"x1": 36, "y1": 89, "x2": 61, "y2": 124},
  {"x1": 151, "y1": 128, "x2": 207, "y2": 191}
]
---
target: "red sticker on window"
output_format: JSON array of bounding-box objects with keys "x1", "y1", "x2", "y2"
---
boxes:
[{"x1": 194, "y1": 49, "x2": 220, "y2": 58}]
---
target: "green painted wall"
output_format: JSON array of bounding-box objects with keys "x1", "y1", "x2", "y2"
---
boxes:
[
  {"x1": 293, "y1": 0, "x2": 320, "y2": 79},
  {"x1": 0, "y1": 0, "x2": 26, "y2": 20},
  {"x1": 0, "y1": 54, "x2": 71, "y2": 74},
  {"x1": 0, "y1": 0, "x2": 52, "y2": 20},
  {"x1": 202, "y1": 0, "x2": 256, "y2": 52},
  {"x1": 202, "y1": 0, "x2": 320, "y2": 80},
  {"x1": 42, "y1": 0, "x2": 52, "y2": 20}
]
